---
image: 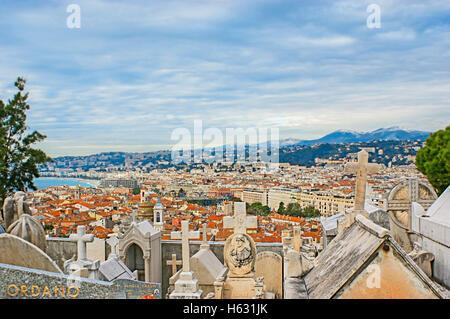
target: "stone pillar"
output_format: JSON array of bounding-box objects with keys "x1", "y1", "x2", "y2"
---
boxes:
[{"x1": 144, "y1": 256, "x2": 151, "y2": 282}]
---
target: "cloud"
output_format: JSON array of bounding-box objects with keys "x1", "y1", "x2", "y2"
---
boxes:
[{"x1": 0, "y1": 0, "x2": 449, "y2": 156}]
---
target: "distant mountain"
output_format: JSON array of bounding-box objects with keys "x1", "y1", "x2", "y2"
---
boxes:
[
  {"x1": 43, "y1": 127, "x2": 430, "y2": 172},
  {"x1": 286, "y1": 127, "x2": 430, "y2": 147}
]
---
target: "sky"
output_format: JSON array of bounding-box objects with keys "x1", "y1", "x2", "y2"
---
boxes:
[{"x1": 0, "y1": 0, "x2": 449, "y2": 157}]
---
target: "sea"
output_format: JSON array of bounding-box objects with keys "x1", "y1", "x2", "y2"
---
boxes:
[{"x1": 33, "y1": 178, "x2": 96, "y2": 190}]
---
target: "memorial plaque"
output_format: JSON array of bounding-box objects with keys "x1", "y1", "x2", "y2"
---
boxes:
[{"x1": 113, "y1": 279, "x2": 161, "y2": 299}]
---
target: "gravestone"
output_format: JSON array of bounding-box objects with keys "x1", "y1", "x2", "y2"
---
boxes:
[
  {"x1": 64, "y1": 226, "x2": 100, "y2": 280},
  {"x1": 344, "y1": 150, "x2": 381, "y2": 220},
  {"x1": 387, "y1": 178, "x2": 437, "y2": 252},
  {"x1": 0, "y1": 262, "x2": 161, "y2": 299},
  {"x1": 118, "y1": 219, "x2": 161, "y2": 283},
  {"x1": 0, "y1": 234, "x2": 62, "y2": 274},
  {"x1": 255, "y1": 251, "x2": 283, "y2": 298},
  {"x1": 216, "y1": 202, "x2": 266, "y2": 299},
  {"x1": 169, "y1": 220, "x2": 202, "y2": 299},
  {"x1": 292, "y1": 226, "x2": 303, "y2": 252},
  {"x1": 112, "y1": 279, "x2": 161, "y2": 299},
  {"x1": 166, "y1": 253, "x2": 182, "y2": 276},
  {"x1": 106, "y1": 235, "x2": 119, "y2": 259}
]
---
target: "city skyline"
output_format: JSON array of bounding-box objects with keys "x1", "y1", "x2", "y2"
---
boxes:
[{"x1": 0, "y1": 0, "x2": 449, "y2": 157}]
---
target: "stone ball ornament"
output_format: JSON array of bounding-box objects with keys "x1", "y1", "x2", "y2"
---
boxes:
[{"x1": 224, "y1": 233, "x2": 257, "y2": 275}]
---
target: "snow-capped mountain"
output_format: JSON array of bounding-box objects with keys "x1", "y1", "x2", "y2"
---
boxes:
[{"x1": 283, "y1": 127, "x2": 430, "y2": 147}]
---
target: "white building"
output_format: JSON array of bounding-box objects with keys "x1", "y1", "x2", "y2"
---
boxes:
[{"x1": 412, "y1": 186, "x2": 450, "y2": 289}]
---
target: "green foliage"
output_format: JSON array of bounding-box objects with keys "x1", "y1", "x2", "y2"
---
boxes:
[
  {"x1": 0, "y1": 77, "x2": 52, "y2": 204},
  {"x1": 416, "y1": 126, "x2": 450, "y2": 195},
  {"x1": 133, "y1": 187, "x2": 141, "y2": 195},
  {"x1": 246, "y1": 202, "x2": 271, "y2": 217},
  {"x1": 301, "y1": 205, "x2": 321, "y2": 218},
  {"x1": 282, "y1": 203, "x2": 321, "y2": 218}
]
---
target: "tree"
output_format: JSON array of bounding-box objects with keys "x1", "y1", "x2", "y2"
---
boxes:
[
  {"x1": 247, "y1": 202, "x2": 271, "y2": 217},
  {"x1": 302, "y1": 205, "x2": 321, "y2": 218},
  {"x1": 278, "y1": 202, "x2": 285, "y2": 214},
  {"x1": 416, "y1": 126, "x2": 450, "y2": 195},
  {"x1": 0, "y1": 77, "x2": 52, "y2": 205}
]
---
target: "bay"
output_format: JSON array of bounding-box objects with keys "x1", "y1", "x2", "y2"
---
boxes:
[{"x1": 33, "y1": 178, "x2": 97, "y2": 190}]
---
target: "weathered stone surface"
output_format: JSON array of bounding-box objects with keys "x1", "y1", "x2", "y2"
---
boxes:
[
  {"x1": 2, "y1": 192, "x2": 32, "y2": 229},
  {"x1": 344, "y1": 150, "x2": 381, "y2": 216},
  {"x1": 118, "y1": 219, "x2": 161, "y2": 283},
  {"x1": 304, "y1": 215, "x2": 447, "y2": 299},
  {"x1": 284, "y1": 248, "x2": 313, "y2": 279},
  {"x1": 161, "y1": 240, "x2": 283, "y2": 299},
  {"x1": 7, "y1": 214, "x2": 46, "y2": 252},
  {"x1": 284, "y1": 277, "x2": 308, "y2": 299},
  {"x1": 0, "y1": 234, "x2": 62, "y2": 274},
  {"x1": 99, "y1": 257, "x2": 136, "y2": 282},
  {"x1": 0, "y1": 262, "x2": 161, "y2": 299},
  {"x1": 168, "y1": 247, "x2": 227, "y2": 298},
  {"x1": 255, "y1": 251, "x2": 283, "y2": 298},
  {"x1": 224, "y1": 233, "x2": 256, "y2": 276},
  {"x1": 169, "y1": 221, "x2": 202, "y2": 298},
  {"x1": 387, "y1": 178, "x2": 437, "y2": 253}
]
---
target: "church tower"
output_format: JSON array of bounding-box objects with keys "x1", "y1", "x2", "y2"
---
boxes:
[
  {"x1": 153, "y1": 198, "x2": 164, "y2": 231},
  {"x1": 138, "y1": 191, "x2": 154, "y2": 221}
]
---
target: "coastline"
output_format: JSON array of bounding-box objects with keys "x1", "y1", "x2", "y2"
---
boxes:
[{"x1": 36, "y1": 177, "x2": 100, "y2": 187}]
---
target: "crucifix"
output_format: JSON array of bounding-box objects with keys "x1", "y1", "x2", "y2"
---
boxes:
[
  {"x1": 223, "y1": 202, "x2": 257, "y2": 234},
  {"x1": 344, "y1": 150, "x2": 381, "y2": 214},
  {"x1": 166, "y1": 253, "x2": 182, "y2": 276},
  {"x1": 106, "y1": 234, "x2": 119, "y2": 259},
  {"x1": 69, "y1": 225, "x2": 94, "y2": 261},
  {"x1": 170, "y1": 220, "x2": 200, "y2": 273}
]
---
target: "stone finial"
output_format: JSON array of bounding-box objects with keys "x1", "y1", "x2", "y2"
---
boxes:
[
  {"x1": 106, "y1": 234, "x2": 119, "y2": 259},
  {"x1": 7, "y1": 214, "x2": 47, "y2": 252}
]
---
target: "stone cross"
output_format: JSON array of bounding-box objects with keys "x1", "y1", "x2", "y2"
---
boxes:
[
  {"x1": 131, "y1": 209, "x2": 138, "y2": 223},
  {"x1": 106, "y1": 235, "x2": 119, "y2": 259},
  {"x1": 170, "y1": 220, "x2": 200, "y2": 273},
  {"x1": 223, "y1": 202, "x2": 257, "y2": 234},
  {"x1": 200, "y1": 223, "x2": 209, "y2": 249},
  {"x1": 69, "y1": 225, "x2": 94, "y2": 261},
  {"x1": 166, "y1": 253, "x2": 182, "y2": 276},
  {"x1": 344, "y1": 150, "x2": 381, "y2": 213}
]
